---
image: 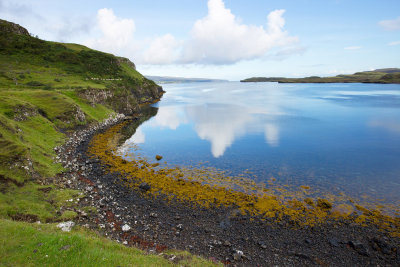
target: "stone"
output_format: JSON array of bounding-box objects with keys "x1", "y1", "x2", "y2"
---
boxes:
[
  {"x1": 224, "y1": 240, "x2": 232, "y2": 247},
  {"x1": 259, "y1": 242, "x2": 267, "y2": 249},
  {"x1": 233, "y1": 250, "x2": 244, "y2": 261},
  {"x1": 328, "y1": 238, "x2": 340, "y2": 247},
  {"x1": 122, "y1": 224, "x2": 131, "y2": 232},
  {"x1": 371, "y1": 237, "x2": 392, "y2": 255},
  {"x1": 139, "y1": 182, "x2": 151, "y2": 191},
  {"x1": 305, "y1": 239, "x2": 312, "y2": 245},
  {"x1": 57, "y1": 221, "x2": 75, "y2": 232},
  {"x1": 348, "y1": 241, "x2": 370, "y2": 257}
]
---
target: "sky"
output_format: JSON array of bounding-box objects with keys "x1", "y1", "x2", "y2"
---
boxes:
[{"x1": 1, "y1": 0, "x2": 399, "y2": 80}]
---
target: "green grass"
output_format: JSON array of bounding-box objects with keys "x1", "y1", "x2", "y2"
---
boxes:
[
  {"x1": 0, "y1": 182, "x2": 85, "y2": 222},
  {"x1": 61, "y1": 90, "x2": 114, "y2": 122},
  {"x1": 0, "y1": 219, "x2": 220, "y2": 267},
  {"x1": 57, "y1": 42, "x2": 93, "y2": 52},
  {"x1": 0, "y1": 88, "x2": 116, "y2": 184}
]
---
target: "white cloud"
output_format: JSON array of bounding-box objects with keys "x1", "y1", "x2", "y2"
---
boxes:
[
  {"x1": 379, "y1": 17, "x2": 400, "y2": 31},
  {"x1": 344, "y1": 46, "x2": 361, "y2": 50},
  {"x1": 181, "y1": 0, "x2": 298, "y2": 64},
  {"x1": 85, "y1": 8, "x2": 136, "y2": 56},
  {"x1": 142, "y1": 34, "x2": 181, "y2": 64},
  {"x1": 388, "y1": 40, "x2": 400, "y2": 46},
  {"x1": 85, "y1": 1, "x2": 300, "y2": 65}
]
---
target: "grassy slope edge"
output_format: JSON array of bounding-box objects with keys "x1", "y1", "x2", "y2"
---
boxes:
[{"x1": 0, "y1": 19, "x2": 216, "y2": 266}]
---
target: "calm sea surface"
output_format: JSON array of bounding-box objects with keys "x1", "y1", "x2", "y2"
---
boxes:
[{"x1": 120, "y1": 82, "x2": 400, "y2": 202}]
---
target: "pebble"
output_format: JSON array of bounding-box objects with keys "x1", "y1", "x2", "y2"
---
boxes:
[
  {"x1": 122, "y1": 224, "x2": 131, "y2": 232},
  {"x1": 348, "y1": 241, "x2": 370, "y2": 257},
  {"x1": 233, "y1": 250, "x2": 244, "y2": 261},
  {"x1": 329, "y1": 238, "x2": 340, "y2": 247}
]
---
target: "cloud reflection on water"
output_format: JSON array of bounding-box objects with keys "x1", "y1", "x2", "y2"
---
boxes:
[{"x1": 126, "y1": 83, "x2": 288, "y2": 157}]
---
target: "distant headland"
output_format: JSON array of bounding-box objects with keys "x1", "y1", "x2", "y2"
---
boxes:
[{"x1": 241, "y1": 68, "x2": 400, "y2": 84}]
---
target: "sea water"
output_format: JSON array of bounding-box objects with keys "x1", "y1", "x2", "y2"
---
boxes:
[{"x1": 119, "y1": 82, "x2": 400, "y2": 202}]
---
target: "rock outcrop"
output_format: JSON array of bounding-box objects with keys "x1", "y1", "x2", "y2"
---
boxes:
[{"x1": 0, "y1": 19, "x2": 30, "y2": 36}]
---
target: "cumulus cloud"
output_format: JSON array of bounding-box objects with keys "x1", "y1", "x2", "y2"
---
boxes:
[
  {"x1": 379, "y1": 17, "x2": 400, "y2": 31},
  {"x1": 142, "y1": 34, "x2": 181, "y2": 64},
  {"x1": 85, "y1": 1, "x2": 299, "y2": 65},
  {"x1": 181, "y1": 0, "x2": 298, "y2": 64},
  {"x1": 85, "y1": 8, "x2": 136, "y2": 56}
]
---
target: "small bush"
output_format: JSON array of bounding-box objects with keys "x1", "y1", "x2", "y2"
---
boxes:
[
  {"x1": 26, "y1": 81, "x2": 44, "y2": 87},
  {"x1": 4, "y1": 110, "x2": 14, "y2": 118}
]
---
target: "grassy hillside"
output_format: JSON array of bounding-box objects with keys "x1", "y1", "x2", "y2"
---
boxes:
[
  {"x1": 0, "y1": 19, "x2": 216, "y2": 267},
  {"x1": 0, "y1": 18, "x2": 164, "y2": 186},
  {"x1": 241, "y1": 68, "x2": 400, "y2": 83}
]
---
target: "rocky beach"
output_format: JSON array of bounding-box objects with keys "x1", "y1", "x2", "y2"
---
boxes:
[{"x1": 50, "y1": 113, "x2": 400, "y2": 266}]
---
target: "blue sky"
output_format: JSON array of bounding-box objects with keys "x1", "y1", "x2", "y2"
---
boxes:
[{"x1": 1, "y1": 0, "x2": 399, "y2": 80}]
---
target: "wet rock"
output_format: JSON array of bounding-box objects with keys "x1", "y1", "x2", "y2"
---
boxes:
[
  {"x1": 139, "y1": 182, "x2": 151, "y2": 191},
  {"x1": 370, "y1": 237, "x2": 392, "y2": 255},
  {"x1": 233, "y1": 250, "x2": 244, "y2": 261},
  {"x1": 329, "y1": 238, "x2": 340, "y2": 247},
  {"x1": 348, "y1": 241, "x2": 370, "y2": 257},
  {"x1": 224, "y1": 240, "x2": 232, "y2": 247},
  {"x1": 305, "y1": 239, "x2": 312, "y2": 245},
  {"x1": 317, "y1": 198, "x2": 333, "y2": 210},
  {"x1": 155, "y1": 155, "x2": 163, "y2": 161},
  {"x1": 293, "y1": 252, "x2": 314, "y2": 262}
]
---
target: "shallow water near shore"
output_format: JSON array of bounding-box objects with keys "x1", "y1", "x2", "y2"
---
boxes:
[{"x1": 119, "y1": 82, "x2": 400, "y2": 203}]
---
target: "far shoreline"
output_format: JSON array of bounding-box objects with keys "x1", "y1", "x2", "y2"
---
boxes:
[{"x1": 240, "y1": 68, "x2": 400, "y2": 84}]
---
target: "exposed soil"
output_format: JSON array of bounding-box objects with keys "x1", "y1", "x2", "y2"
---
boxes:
[{"x1": 54, "y1": 117, "x2": 400, "y2": 266}]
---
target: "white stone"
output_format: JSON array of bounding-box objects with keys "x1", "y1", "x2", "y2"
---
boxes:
[
  {"x1": 122, "y1": 224, "x2": 131, "y2": 232},
  {"x1": 57, "y1": 221, "x2": 75, "y2": 232}
]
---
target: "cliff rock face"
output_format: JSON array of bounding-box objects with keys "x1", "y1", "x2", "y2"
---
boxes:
[
  {"x1": 117, "y1": 57, "x2": 136, "y2": 70},
  {"x1": 77, "y1": 81, "x2": 164, "y2": 115},
  {"x1": 0, "y1": 19, "x2": 30, "y2": 36}
]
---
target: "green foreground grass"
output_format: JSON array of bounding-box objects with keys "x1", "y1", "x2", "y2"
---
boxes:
[{"x1": 0, "y1": 219, "x2": 219, "y2": 267}]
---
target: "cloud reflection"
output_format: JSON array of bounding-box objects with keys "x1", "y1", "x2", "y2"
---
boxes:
[
  {"x1": 150, "y1": 106, "x2": 187, "y2": 130},
  {"x1": 125, "y1": 84, "x2": 288, "y2": 158},
  {"x1": 186, "y1": 104, "x2": 253, "y2": 157},
  {"x1": 130, "y1": 127, "x2": 145, "y2": 144},
  {"x1": 369, "y1": 119, "x2": 400, "y2": 134},
  {"x1": 264, "y1": 123, "x2": 280, "y2": 147}
]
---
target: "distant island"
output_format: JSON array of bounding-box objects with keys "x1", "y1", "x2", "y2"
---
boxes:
[
  {"x1": 145, "y1": 75, "x2": 227, "y2": 84},
  {"x1": 241, "y1": 68, "x2": 400, "y2": 84}
]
